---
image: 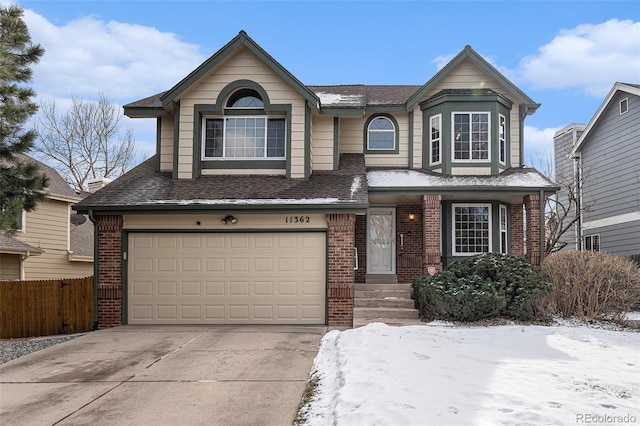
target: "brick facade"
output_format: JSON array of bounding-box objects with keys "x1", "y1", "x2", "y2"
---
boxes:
[
  {"x1": 354, "y1": 215, "x2": 366, "y2": 283},
  {"x1": 396, "y1": 204, "x2": 424, "y2": 283},
  {"x1": 422, "y1": 195, "x2": 442, "y2": 273},
  {"x1": 509, "y1": 203, "x2": 525, "y2": 257},
  {"x1": 326, "y1": 213, "x2": 355, "y2": 327},
  {"x1": 96, "y1": 214, "x2": 123, "y2": 328},
  {"x1": 524, "y1": 194, "x2": 542, "y2": 265}
]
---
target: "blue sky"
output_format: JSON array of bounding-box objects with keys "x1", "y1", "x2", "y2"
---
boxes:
[{"x1": 11, "y1": 0, "x2": 640, "y2": 168}]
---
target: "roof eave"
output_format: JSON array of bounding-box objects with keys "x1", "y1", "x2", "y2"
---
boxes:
[{"x1": 123, "y1": 107, "x2": 169, "y2": 118}]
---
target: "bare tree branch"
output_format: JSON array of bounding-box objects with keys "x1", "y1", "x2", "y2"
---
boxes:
[{"x1": 35, "y1": 93, "x2": 138, "y2": 190}]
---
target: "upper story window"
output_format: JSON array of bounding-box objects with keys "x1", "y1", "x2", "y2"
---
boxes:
[
  {"x1": 227, "y1": 89, "x2": 264, "y2": 108},
  {"x1": 203, "y1": 88, "x2": 285, "y2": 159},
  {"x1": 620, "y1": 98, "x2": 628, "y2": 115},
  {"x1": 367, "y1": 116, "x2": 396, "y2": 150},
  {"x1": 453, "y1": 112, "x2": 489, "y2": 161},
  {"x1": 430, "y1": 114, "x2": 441, "y2": 165},
  {"x1": 499, "y1": 114, "x2": 506, "y2": 165}
]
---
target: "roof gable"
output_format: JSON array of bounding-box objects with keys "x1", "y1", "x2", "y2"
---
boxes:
[
  {"x1": 406, "y1": 45, "x2": 539, "y2": 112},
  {"x1": 571, "y1": 82, "x2": 640, "y2": 155},
  {"x1": 159, "y1": 31, "x2": 319, "y2": 107}
]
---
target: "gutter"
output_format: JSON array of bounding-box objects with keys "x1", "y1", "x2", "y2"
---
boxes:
[{"x1": 88, "y1": 210, "x2": 99, "y2": 330}]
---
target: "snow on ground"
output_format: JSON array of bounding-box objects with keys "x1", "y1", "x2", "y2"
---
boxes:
[{"x1": 301, "y1": 322, "x2": 639, "y2": 426}]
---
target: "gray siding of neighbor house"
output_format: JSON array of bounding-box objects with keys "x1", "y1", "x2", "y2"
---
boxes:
[
  {"x1": 580, "y1": 91, "x2": 640, "y2": 257},
  {"x1": 554, "y1": 124, "x2": 584, "y2": 251}
]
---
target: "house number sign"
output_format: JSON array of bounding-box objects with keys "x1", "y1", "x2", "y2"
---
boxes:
[{"x1": 285, "y1": 215, "x2": 311, "y2": 224}]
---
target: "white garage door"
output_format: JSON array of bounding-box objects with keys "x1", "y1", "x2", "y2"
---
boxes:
[{"x1": 127, "y1": 232, "x2": 326, "y2": 324}]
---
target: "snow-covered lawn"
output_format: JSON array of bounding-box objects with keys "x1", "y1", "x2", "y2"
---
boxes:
[{"x1": 300, "y1": 321, "x2": 639, "y2": 426}]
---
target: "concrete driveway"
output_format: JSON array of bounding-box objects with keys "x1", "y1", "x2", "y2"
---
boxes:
[{"x1": 0, "y1": 325, "x2": 326, "y2": 425}]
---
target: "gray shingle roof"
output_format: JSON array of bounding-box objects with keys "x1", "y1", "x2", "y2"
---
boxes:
[
  {"x1": 70, "y1": 219, "x2": 94, "y2": 257},
  {"x1": 0, "y1": 233, "x2": 43, "y2": 254},
  {"x1": 17, "y1": 154, "x2": 79, "y2": 200},
  {"x1": 74, "y1": 154, "x2": 368, "y2": 212}
]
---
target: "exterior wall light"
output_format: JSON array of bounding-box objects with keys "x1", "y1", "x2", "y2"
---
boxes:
[
  {"x1": 221, "y1": 215, "x2": 237, "y2": 225},
  {"x1": 408, "y1": 213, "x2": 415, "y2": 221}
]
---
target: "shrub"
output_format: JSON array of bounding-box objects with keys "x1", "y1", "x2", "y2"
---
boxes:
[
  {"x1": 413, "y1": 253, "x2": 553, "y2": 322},
  {"x1": 542, "y1": 251, "x2": 640, "y2": 321}
]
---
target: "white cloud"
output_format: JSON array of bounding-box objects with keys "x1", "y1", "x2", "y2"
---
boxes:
[
  {"x1": 518, "y1": 19, "x2": 640, "y2": 97},
  {"x1": 523, "y1": 126, "x2": 560, "y2": 172},
  {"x1": 23, "y1": 9, "x2": 206, "y2": 99}
]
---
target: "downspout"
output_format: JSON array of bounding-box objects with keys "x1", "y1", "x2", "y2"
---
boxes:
[
  {"x1": 88, "y1": 210, "x2": 99, "y2": 330},
  {"x1": 539, "y1": 190, "x2": 545, "y2": 264}
]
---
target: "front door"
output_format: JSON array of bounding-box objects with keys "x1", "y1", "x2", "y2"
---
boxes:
[{"x1": 367, "y1": 208, "x2": 396, "y2": 274}]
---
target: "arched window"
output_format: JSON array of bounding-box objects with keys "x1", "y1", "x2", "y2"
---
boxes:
[
  {"x1": 367, "y1": 116, "x2": 395, "y2": 150},
  {"x1": 226, "y1": 88, "x2": 264, "y2": 108}
]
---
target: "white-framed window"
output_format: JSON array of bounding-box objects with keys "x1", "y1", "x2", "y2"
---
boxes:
[
  {"x1": 499, "y1": 114, "x2": 506, "y2": 165},
  {"x1": 499, "y1": 205, "x2": 507, "y2": 254},
  {"x1": 202, "y1": 117, "x2": 285, "y2": 159},
  {"x1": 367, "y1": 116, "x2": 395, "y2": 150},
  {"x1": 620, "y1": 98, "x2": 628, "y2": 115},
  {"x1": 452, "y1": 204, "x2": 492, "y2": 255},
  {"x1": 452, "y1": 112, "x2": 490, "y2": 161},
  {"x1": 430, "y1": 114, "x2": 441, "y2": 165},
  {"x1": 584, "y1": 234, "x2": 600, "y2": 251}
]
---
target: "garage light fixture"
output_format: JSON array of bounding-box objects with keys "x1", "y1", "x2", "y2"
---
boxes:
[{"x1": 221, "y1": 215, "x2": 237, "y2": 225}]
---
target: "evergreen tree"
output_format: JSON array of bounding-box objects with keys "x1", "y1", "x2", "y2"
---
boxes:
[{"x1": 0, "y1": 5, "x2": 47, "y2": 234}]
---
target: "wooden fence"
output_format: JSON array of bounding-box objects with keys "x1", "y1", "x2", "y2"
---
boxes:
[{"x1": 0, "y1": 276, "x2": 94, "y2": 339}]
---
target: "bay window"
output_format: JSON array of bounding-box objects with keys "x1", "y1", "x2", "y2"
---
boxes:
[
  {"x1": 453, "y1": 112, "x2": 489, "y2": 161},
  {"x1": 453, "y1": 204, "x2": 491, "y2": 255}
]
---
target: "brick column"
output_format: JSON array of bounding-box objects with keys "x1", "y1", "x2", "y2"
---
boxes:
[
  {"x1": 326, "y1": 213, "x2": 355, "y2": 327},
  {"x1": 509, "y1": 203, "x2": 525, "y2": 257},
  {"x1": 422, "y1": 195, "x2": 442, "y2": 273},
  {"x1": 96, "y1": 214, "x2": 123, "y2": 328},
  {"x1": 524, "y1": 194, "x2": 541, "y2": 266}
]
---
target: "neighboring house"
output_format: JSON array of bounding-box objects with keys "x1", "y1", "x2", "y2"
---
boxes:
[
  {"x1": 0, "y1": 155, "x2": 94, "y2": 280},
  {"x1": 552, "y1": 123, "x2": 586, "y2": 251},
  {"x1": 555, "y1": 83, "x2": 640, "y2": 260},
  {"x1": 74, "y1": 31, "x2": 557, "y2": 328}
]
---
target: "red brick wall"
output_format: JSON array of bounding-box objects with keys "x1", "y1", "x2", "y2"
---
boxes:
[
  {"x1": 354, "y1": 215, "x2": 366, "y2": 283},
  {"x1": 327, "y1": 213, "x2": 355, "y2": 327},
  {"x1": 396, "y1": 204, "x2": 424, "y2": 283},
  {"x1": 96, "y1": 214, "x2": 123, "y2": 328},
  {"x1": 422, "y1": 195, "x2": 442, "y2": 273},
  {"x1": 524, "y1": 194, "x2": 542, "y2": 265},
  {"x1": 509, "y1": 203, "x2": 525, "y2": 257}
]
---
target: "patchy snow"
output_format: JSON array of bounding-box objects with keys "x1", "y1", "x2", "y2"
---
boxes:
[
  {"x1": 139, "y1": 198, "x2": 346, "y2": 206},
  {"x1": 367, "y1": 169, "x2": 555, "y2": 188},
  {"x1": 350, "y1": 176, "x2": 362, "y2": 199},
  {"x1": 301, "y1": 322, "x2": 639, "y2": 426},
  {"x1": 316, "y1": 92, "x2": 364, "y2": 106},
  {"x1": 625, "y1": 311, "x2": 640, "y2": 321}
]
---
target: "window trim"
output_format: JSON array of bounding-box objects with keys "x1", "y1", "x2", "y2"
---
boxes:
[
  {"x1": 620, "y1": 97, "x2": 628, "y2": 115},
  {"x1": 363, "y1": 114, "x2": 399, "y2": 154},
  {"x1": 201, "y1": 115, "x2": 286, "y2": 160},
  {"x1": 498, "y1": 113, "x2": 506, "y2": 165},
  {"x1": 429, "y1": 114, "x2": 442, "y2": 166},
  {"x1": 584, "y1": 234, "x2": 600, "y2": 251},
  {"x1": 452, "y1": 203, "x2": 492, "y2": 256},
  {"x1": 451, "y1": 111, "x2": 491, "y2": 163},
  {"x1": 499, "y1": 204, "x2": 507, "y2": 254}
]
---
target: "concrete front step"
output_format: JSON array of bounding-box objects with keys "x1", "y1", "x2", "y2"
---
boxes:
[
  {"x1": 355, "y1": 283, "x2": 411, "y2": 292},
  {"x1": 354, "y1": 298, "x2": 415, "y2": 308},
  {"x1": 354, "y1": 318, "x2": 425, "y2": 328},
  {"x1": 354, "y1": 307, "x2": 419, "y2": 320},
  {"x1": 355, "y1": 290, "x2": 411, "y2": 299},
  {"x1": 365, "y1": 274, "x2": 398, "y2": 284}
]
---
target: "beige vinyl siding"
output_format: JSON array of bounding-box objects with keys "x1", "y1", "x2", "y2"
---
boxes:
[
  {"x1": 416, "y1": 57, "x2": 522, "y2": 168},
  {"x1": 0, "y1": 254, "x2": 20, "y2": 280},
  {"x1": 339, "y1": 113, "x2": 410, "y2": 167},
  {"x1": 160, "y1": 115, "x2": 174, "y2": 172},
  {"x1": 124, "y1": 214, "x2": 328, "y2": 230},
  {"x1": 176, "y1": 47, "x2": 307, "y2": 178},
  {"x1": 311, "y1": 113, "x2": 334, "y2": 171},
  {"x1": 450, "y1": 167, "x2": 493, "y2": 176},
  {"x1": 20, "y1": 199, "x2": 93, "y2": 280}
]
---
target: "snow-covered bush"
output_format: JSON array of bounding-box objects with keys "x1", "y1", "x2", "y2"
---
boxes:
[
  {"x1": 542, "y1": 251, "x2": 640, "y2": 321},
  {"x1": 413, "y1": 253, "x2": 553, "y2": 322}
]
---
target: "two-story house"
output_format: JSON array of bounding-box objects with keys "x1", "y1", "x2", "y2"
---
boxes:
[
  {"x1": 74, "y1": 31, "x2": 557, "y2": 328},
  {"x1": 0, "y1": 155, "x2": 94, "y2": 280},
  {"x1": 555, "y1": 83, "x2": 640, "y2": 261}
]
